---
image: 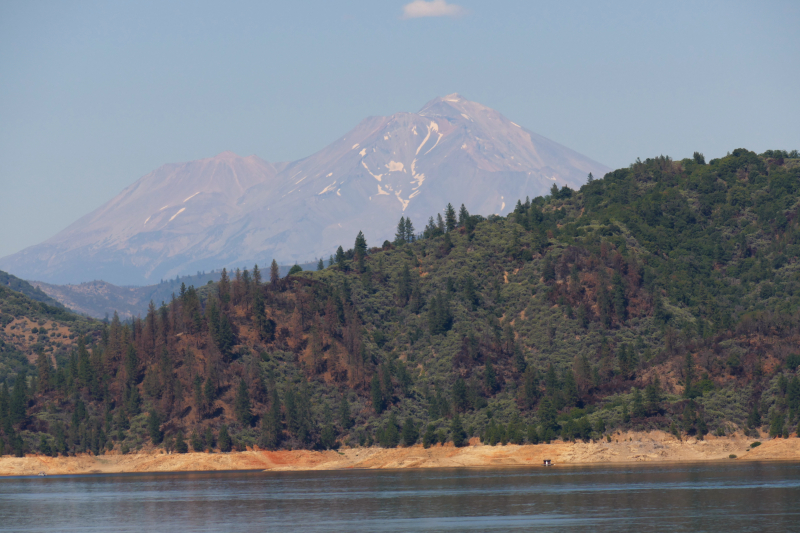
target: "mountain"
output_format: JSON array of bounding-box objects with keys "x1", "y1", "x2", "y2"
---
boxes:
[
  {"x1": 2, "y1": 149, "x2": 799, "y2": 457},
  {"x1": 0, "y1": 94, "x2": 608, "y2": 286}
]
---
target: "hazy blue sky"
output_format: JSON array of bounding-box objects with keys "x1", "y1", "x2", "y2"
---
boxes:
[{"x1": 1, "y1": 0, "x2": 798, "y2": 258}]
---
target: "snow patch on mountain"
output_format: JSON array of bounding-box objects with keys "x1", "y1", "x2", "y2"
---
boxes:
[
  {"x1": 386, "y1": 161, "x2": 405, "y2": 172},
  {"x1": 361, "y1": 161, "x2": 383, "y2": 181},
  {"x1": 169, "y1": 208, "x2": 186, "y2": 222}
]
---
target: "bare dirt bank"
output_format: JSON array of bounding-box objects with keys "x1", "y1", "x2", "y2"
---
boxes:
[{"x1": 2, "y1": 431, "x2": 798, "y2": 477}]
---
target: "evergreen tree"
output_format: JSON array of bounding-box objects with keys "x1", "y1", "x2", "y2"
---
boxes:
[
  {"x1": 190, "y1": 430, "x2": 204, "y2": 452},
  {"x1": 683, "y1": 353, "x2": 697, "y2": 398},
  {"x1": 174, "y1": 430, "x2": 188, "y2": 453},
  {"x1": 395, "y1": 217, "x2": 407, "y2": 245},
  {"x1": 218, "y1": 268, "x2": 231, "y2": 305},
  {"x1": 371, "y1": 374, "x2": 386, "y2": 414},
  {"x1": 396, "y1": 263, "x2": 412, "y2": 305},
  {"x1": 355, "y1": 231, "x2": 368, "y2": 256},
  {"x1": 444, "y1": 203, "x2": 457, "y2": 232},
  {"x1": 484, "y1": 359, "x2": 498, "y2": 394},
  {"x1": 317, "y1": 258, "x2": 324, "y2": 271},
  {"x1": 404, "y1": 218, "x2": 415, "y2": 242},
  {"x1": 645, "y1": 378, "x2": 662, "y2": 415},
  {"x1": 252, "y1": 264, "x2": 261, "y2": 286},
  {"x1": 36, "y1": 351, "x2": 51, "y2": 393},
  {"x1": 319, "y1": 422, "x2": 336, "y2": 450},
  {"x1": 204, "y1": 427, "x2": 215, "y2": 449},
  {"x1": 458, "y1": 204, "x2": 470, "y2": 227},
  {"x1": 380, "y1": 412, "x2": 400, "y2": 448},
  {"x1": 632, "y1": 388, "x2": 646, "y2": 418},
  {"x1": 258, "y1": 387, "x2": 282, "y2": 450},
  {"x1": 319, "y1": 402, "x2": 336, "y2": 450},
  {"x1": 10, "y1": 373, "x2": 28, "y2": 424},
  {"x1": 747, "y1": 406, "x2": 761, "y2": 429},
  {"x1": 270, "y1": 259, "x2": 280, "y2": 284},
  {"x1": 422, "y1": 424, "x2": 437, "y2": 448},
  {"x1": 401, "y1": 417, "x2": 419, "y2": 446},
  {"x1": 339, "y1": 396, "x2": 353, "y2": 429},
  {"x1": 147, "y1": 411, "x2": 163, "y2": 445},
  {"x1": 450, "y1": 413, "x2": 467, "y2": 447},
  {"x1": 335, "y1": 246, "x2": 346, "y2": 267},
  {"x1": 234, "y1": 378, "x2": 253, "y2": 427},
  {"x1": 218, "y1": 424, "x2": 232, "y2": 452},
  {"x1": 452, "y1": 377, "x2": 468, "y2": 412}
]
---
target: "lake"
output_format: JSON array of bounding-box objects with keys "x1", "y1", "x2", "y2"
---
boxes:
[{"x1": 1, "y1": 462, "x2": 798, "y2": 532}]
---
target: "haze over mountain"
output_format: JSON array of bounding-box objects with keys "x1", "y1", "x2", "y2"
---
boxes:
[{"x1": 0, "y1": 94, "x2": 608, "y2": 285}]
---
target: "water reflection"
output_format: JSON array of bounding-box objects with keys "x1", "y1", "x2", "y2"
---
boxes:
[{"x1": 1, "y1": 463, "x2": 799, "y2": 532}]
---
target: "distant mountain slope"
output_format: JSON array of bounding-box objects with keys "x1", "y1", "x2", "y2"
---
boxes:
[
  {"x1": 32, "y1": 263, "x2": 314, "y2": 319},
  {"x1": 0, "y1": 270, "x2": 63, "y2": 308},
  {"x1": 0, "y1": 94, "x2": 608, "y2": 285}
]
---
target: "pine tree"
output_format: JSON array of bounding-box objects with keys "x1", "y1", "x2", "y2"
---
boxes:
[
  {"x1": 396, "y1": 263, "x2": 411, "y2": 305},
  {"x1": 10, "y1": 373, "x2": 27, "y2": 424},
  {"x1": 458, "y1": 204, "x2": 470, "y2": 227},
  {"x1": 632, "y1": 388, "x2": 646, "y2": 418},
  {"x1": 355, "y1": 231, "x2": 368, "y2": 256},
  {"x1": 204, "y1": 427, "x2": 216, "y2": 449},
  {"x1": 218, "y1": 424, "x2": 232, "y2": 452},
  {"x1": 401, "y1": 417, "x2": 419, "y2": 446},
  {"x1": 234, "y1": 378, "x2": 252, "y2": 427},
  {"x1": 147, "y1": 411, "x2": 163, "y2": 445},
  {"x1": 319, "y1": 402, "x2": 336, "y2": 450},
  {"x1": 485, "y1": 359, "x2": 498, "y2": 394},
  {"x1": 683, "y1": 352, "x2": 697, "y2": 398},
  {"x1": 612, "y1": 272, "x2": 628, "y2": 322},
  {"x1": 36, "y1": 351, "x2": 51, "y2": 393},
  {"x1": 444, "y1": 203, "x2": 457, "y2": 232},
  {"x1": 174, "y1": 430, "x2": 188, "y2": 453},
  {"x1": 452, "y1": 377, "x2": 468, "y2": 412},
  {"x1": 259, "y1": 387, "x2": 282, "y2": 450},
  {"x1": 371, "y1": 374, "x2": 386, "y2": 414},
  {"x1": 317, "y1": 258, "x2": 324, "y2": 271},
  {"x1": 190, "y1": 430, "x2": 204, "y2": 452},
  {"x1": 339, "y1": 396, "x2": 353, "y2": 429},
  {"x1": 450, "y1": 413, "x2": 467, "y2": 447},
  {"x1": 404, "y1": 218, "x2": 415, "y2": 242},
  {"x1": 270, "y1": 259, "x2": 280, "y2": 284},
  {"x1": 395, "y1": 217, "x2": 407, "y2": 245},
  {"x1": 218, "y1": 268, "x2": 231, "y2": 305},
  {"x1": 436, "y1": 213, "x2": 445, "y2": 233},
  {"x1": 383, "y1": 411, "x2": 400, "y2": 448},
  {"x1": 645, "y1": 378, "x2": 662, "y2": 415},
  {"x1": 422, "y1": 424, "x2": 437, "y2": 448}
]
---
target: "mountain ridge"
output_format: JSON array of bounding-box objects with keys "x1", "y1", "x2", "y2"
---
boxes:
[{"x1": 0, "y1": 94, "x2": 609, "y2": 285}]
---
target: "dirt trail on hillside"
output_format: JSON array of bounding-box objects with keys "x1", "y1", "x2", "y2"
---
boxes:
[{"x1": 2, "y1": 432, "x2": 798, "y2": 477}]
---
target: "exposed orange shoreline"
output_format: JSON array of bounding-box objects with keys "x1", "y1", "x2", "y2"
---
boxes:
[{"x1": 1, "y1": 431, "x2": 798, "y2": 477}]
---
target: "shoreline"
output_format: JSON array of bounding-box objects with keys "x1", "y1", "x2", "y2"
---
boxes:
[{"x1": 2, "y1": 431, "x2": 798, "y2": 477}]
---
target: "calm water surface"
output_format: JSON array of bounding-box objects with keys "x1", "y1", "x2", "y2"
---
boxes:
[{"x1": 1, "y1": 462, "x2": 799, "y2": 532}]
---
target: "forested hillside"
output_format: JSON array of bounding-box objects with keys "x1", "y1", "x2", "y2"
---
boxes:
[
  {"x1": 2, "y1": 148, "x2": 799, "y2": 458},
  {"x1": 1, "y1": 270, "x2": 63, "y2": 309}
]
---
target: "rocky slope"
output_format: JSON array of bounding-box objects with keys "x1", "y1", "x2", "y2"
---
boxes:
[{"x1": 0, "y1": 94, "x2": 608, "y2": 285}]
